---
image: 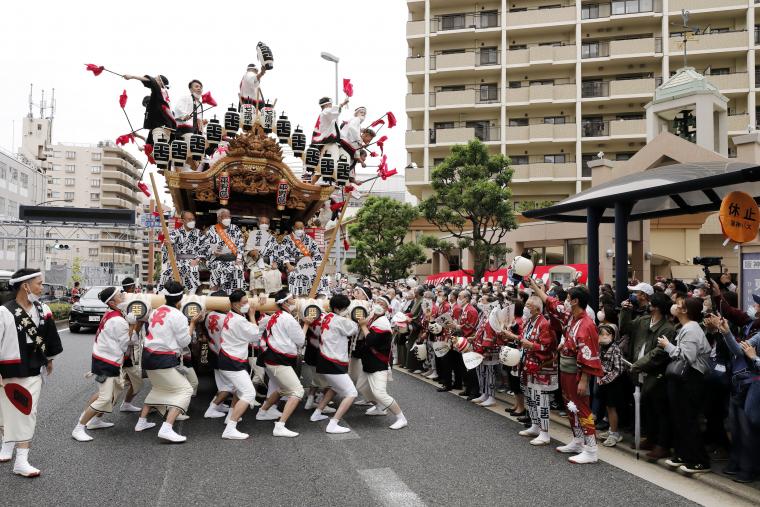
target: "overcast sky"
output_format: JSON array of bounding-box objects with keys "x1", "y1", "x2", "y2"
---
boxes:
[{"x1": 0, "y1": 0, "x2": 408, "y2": 196}]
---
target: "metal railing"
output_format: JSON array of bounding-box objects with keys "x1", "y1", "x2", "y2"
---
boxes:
[
  {"x1": 431, "y1": 11, "x2": 501, "y2": 32},
  {"x1": 581, "y1": 81, "x2": 609, "y2": 98},
  {"x1": 430, "y1": 49, "x2": 501, "y2": 69},
  {"x1": 428, "y1": 125, "x2": 501, "y2": 144},
  {"x1": 582, "y1": 0, "x2": 660, "y2": 19},
  {"x1": 428, "y1": 87, "x2": 501, "y2": 107},
  {"x1": 508, "y1": 117, "x2": 577, "y2": 126},
  {"x1": 581, "y1": 36, "x2": 662, "y2": 58},
  {"x1": 509, "y1": 155, "x2": 577, "y2": 165}
]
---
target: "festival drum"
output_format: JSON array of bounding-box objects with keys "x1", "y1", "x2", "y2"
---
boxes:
[
  {"x1": 188, "y1": 134, "x2": 206, "y2": 162},
  {"x1": 241, "y1": 104, "x2": 255, "y2": 131},
  {"x1": 291, "y1": 127, "x2": 306, "y2": 158},
  {"x1": 224, "y1": 106, "x2": 240, "y2": 138},
  {"x1": 170, "y1": 139, "x2": 189, "y2": 169},
  {"x1": 262, "y1": 104, "x2": 275, "y2": 134},
  {"x1": 336, "y1": 154, "x2": 350, "y2": 186},
  {"x1": 257, "y1": 41, "x2": 274, "y2": 70},
  {"x1": 276, "y1": 113, "x2": 291, "y2": 144}
]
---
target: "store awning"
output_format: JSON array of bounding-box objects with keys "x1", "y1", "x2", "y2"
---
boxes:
[{"x1": 426, "y1": 269, "x2": 473, "y2": 285}]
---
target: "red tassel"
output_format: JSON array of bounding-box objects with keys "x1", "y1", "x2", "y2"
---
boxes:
[
  {"x1": 85, "y1": 63, "x2": 104, "y2": 76},
  {"x1": 152, "y1": 211, "x2": 160, "y2": 217},
  {"x1": 343, "y1": 238, "x2": 350, "y2": 251},
  {"x1": 330, "y1": 200, "x2": 344, "y2": 212},
  {"x1": 137, "y1": 181, "x2": 151, "y2": 197},
  {"x1": 173, "y1": 217, "x2": 182, "y2": 229},
  {"x1": 119, "y1": 89, "x2": 128, "y2": 108},
  {"x1": 115, "y1": 133, "x2": 135, "y2": 146},
  {"x1": 381, "y1": 168, "x2": 398, "y2": 180},
  {"x1": 376, "y1": 135, "x2": 388, "y2": 155},
  {"x1": 369, "y1": 151, "x2": 378, "y2": 158},
  {"x1": 386, "y1": 111, "x2": 397, "y2": 128},
  {"x1": 202, "y1": 91, "x2": 218, "y2": 107},
  {"x1": 370, "y1": 118, "x2": 385, "y2": 129},
  {"x1": 342, "y1": 78, "x2": 354, "y2": 98},
  {"x1": 157, "y1": 232, "x2": 165, "y2": 243}
]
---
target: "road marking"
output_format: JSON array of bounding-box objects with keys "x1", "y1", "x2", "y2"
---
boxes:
[{"x1": 357, "y1": 468, "x2": 426, "y2": 507}]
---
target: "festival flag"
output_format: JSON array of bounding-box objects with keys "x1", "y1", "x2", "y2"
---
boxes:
[
  {"x1": 370, "y1": 118, "x2": 385, "y2": 129},
  {"x1": 376, "y1": 135, "x2": 388, "y2": 155},
  {"x1": 202, "y1": 91, "x2": 217, "y2": 107},
  {"x1": 380, "y1": 167, "x2": 398, "y2": 180},
  {"x1": 85, "y1": 63, "x2": 104, "y2": 76},
  {"x1": 386, "y1": 111, "x2": 397, "y2": 128},
  {"x1": 137, "y1": 181, "x2": 151, "y2": 198},
  {"x1": 115, "y1": 133, "x2": 135, "y2": 146},
  {"x1": 343, "y1": 78, "x2": 354, "y2": 98},
  {"x1": 119, "y1": 89, "x2": 128, "y2": 108}
]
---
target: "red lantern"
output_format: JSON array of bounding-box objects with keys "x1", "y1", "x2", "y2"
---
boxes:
[
  {"x1": 276, "y1": 179, "x2": 290, "y2": 211},
  {"x1": 218, "y1": 169, "x2": 230, "y2": 205}
]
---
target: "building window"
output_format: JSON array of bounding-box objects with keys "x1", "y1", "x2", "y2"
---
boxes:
[
  {"x1": 8, "y1": 200, "x2": 17, "y2": 218},
  {"x1": 479, "y1": 47, "x2": 498, "y2": 65},
  {"x1": 48, "y1": 191, "x2": 61, "y2": 199},
  {"x1": 89, "y1": 248, "x2": 99, "y2": 257},
  {"x1": 0, "y1": 164, "x2": 5, "y2": 180},
  {"x1": 0, "y1": 197, "x2": 5, "y2": 216},
  {"x1": 90, "y1": 193, "x2": 100, "y2": 200},
  {"x1": 709, "y1": 68, "x2": 730, "y2": 75},
  {"x1": 544, "y1": 116, "x2": 566, "y2": 124},
  {"x1": 440, "y1": 13, "x2": 466, "y2": 31},
  {"x1": 65, "y1": 151, "x2": 76, "y2": 160},
  {"x1": 65, "y1": 165, "x2": 76, "y2": 173},
  {"x1": 544, "y1": 154, "x2": 567, "y2": 164},
  {"x1": 509, "y1": 118, "x2": 529, "y2": 127},
  {"x1": 91, "y1": 165, "x2": 102, "y2": 174},
  {"x1": 64, "y1": 192, "x2": 75, "y2": 200},
  {"x1": 90, "y1": 179, "x2": 101, "y2": 188},
  {"x1": 52, "y1": 164, "x2": 61, "y2": 171},
  {"x1": 510, "y1": 155, "x2": 529, "y2": 165},
  {"x1": 616, "y1": 152, "x2": 635, "y2": 161},
  {"x1": 479, "y1": 83, "x2": 498, "y2": 102},
  {"x1": 439, "y1": 85, "x2": 466, "y2": 92},
  {"x1": 20, "y1": 173, "x2": 29, "y2": 189},
  {"x1": 582, "y1": 4, "x2": 600, "y2": 19},
  {"x1": 508, "y1": 44, "x2": 527, "y2": 50},
  {"x1": 434, "y1": 121, "x2": 456, "y2": 130},
  {"x1": 480, "y1": 10, "x2": 498, "y2": 28},
  {"x1": 65, "y1": 178, "x2": 75, "y2": 186},
  {"x1": 91, "y1": 153, "x2": 102, "y2": 161},
  {"x1": 530, "y1": 79, "x2": 554, "y2": 86},
  {"x1": 10, "y1": 168, "x2": 18, "y2": 182},
  {"x1": 433, "y1": 158, "x2": 446, "y2": 166},
  {"x1": 508, "y1": 81, "x2": 523, "y2": 88}
]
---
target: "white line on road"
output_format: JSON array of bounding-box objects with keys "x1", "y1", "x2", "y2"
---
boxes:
[{"x1": 357, "y1": 468, "x2": 426, "y2": 507}]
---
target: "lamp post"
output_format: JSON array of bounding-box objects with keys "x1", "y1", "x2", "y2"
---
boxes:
[
  {"x1": 24, "y1": 199, "x2": 73, "y2": 269},
  {"x1": 320, "y1": 51, "x2": 340, "y2": 104}
]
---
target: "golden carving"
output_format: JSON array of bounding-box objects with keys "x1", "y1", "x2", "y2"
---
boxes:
[
  {"x1": 195, "y1": 189, "x2": 217, "y2": 202},
  {"x1": 227, "y1": 129, "x2": 283, "y2": 162}
]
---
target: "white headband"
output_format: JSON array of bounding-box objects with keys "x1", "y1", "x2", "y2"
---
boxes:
[
  {"x1": 122, "y1": 281, "x2": 135, "y2": 287},
  {"x1": 160, "y1": 288, "x2": 184, "y2": 297},
  {"x1": 276, "y1": 294, "x2": 293, "y2": 305},
  {"x1": 10, "y1": 272, "x2": 42, "y2": 285},
  {"x1": 103, "y1": 288, "x2": 120, "y2": 304}
]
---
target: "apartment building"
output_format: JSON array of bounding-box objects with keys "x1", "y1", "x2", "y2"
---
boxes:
[{"x1": 405, "y1": 0, "x2": 758, "y2": 208}]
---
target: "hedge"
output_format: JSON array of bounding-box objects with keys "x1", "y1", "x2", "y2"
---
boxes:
[{"x1": 48, "y1": 302, "x2": 72, "y2": 321}]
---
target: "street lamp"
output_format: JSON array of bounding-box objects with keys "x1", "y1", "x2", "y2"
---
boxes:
[
  {"x1": 320, "y1": 51, "x2": 340, "y2": 104},
  {"x1": 24, "y1": 198, "x2": 73, "y2": 268}
]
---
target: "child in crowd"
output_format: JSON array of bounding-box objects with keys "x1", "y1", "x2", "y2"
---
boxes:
[{"x1": 596, "y1": 323, "x2": 626, "y2": 447}]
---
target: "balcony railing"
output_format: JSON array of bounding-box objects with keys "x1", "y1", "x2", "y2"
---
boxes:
[
  {"x1": 582, "y1": 0, "x2": 661, "y2": 19},
  {"x1": 506, "y1": 81, "x2": 576, "y2": 102},
  {"x1": 431, "y1": 49, "x2": 500, "y2": 70},
  {"x1": 507, "y1": 5, "x2": 575, "y2": 27},
  {"x1": 582, "y1": 37, "x2": 662, "y2": 58},
  {"x1": 668, "y1": 30, "x2": 747, "y2": 53},
  {"x1": 431, "y1": 11, "x2": 501, "y2": 33},
  {"x1": 581, "y1": 81, "x2": 609, "y2": 98},
  {"x1": 581, "y1": 118, "x2": 646, "y2": 137},
  {"x1": 428, "y1": 125, "x2": 501, "y2": 144},
  {"x1": 430, "y1": 87, "x2": 501, "y2": 107}
]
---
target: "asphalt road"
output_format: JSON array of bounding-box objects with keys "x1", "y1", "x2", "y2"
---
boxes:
[{"x1": 0, "y1": 329, "x2": 697, "y2": 507}]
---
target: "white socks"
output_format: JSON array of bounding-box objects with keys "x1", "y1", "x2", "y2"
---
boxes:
[
  {"x1": 0, "y1": 440, "x2": 15, "y2": 462},
  {"x1": 13, "y1": 448, "x2": 40, "y2": 477},
  {"x1": 72, "y1": 423, "x2": 93, "y2": 442},
  {"x1": 310, "y1": 409, "x2": 329, "y2": 422},
  {"x1": 326, "y1": 418, "x2": 351, "y2": 434},
  {"x1": 389, "y1": 412, "x2": 408, "y2": 430}
]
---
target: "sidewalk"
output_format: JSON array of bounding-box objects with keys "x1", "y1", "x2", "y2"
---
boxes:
[{"x1": 395, "y1": 366, "x2": 760, "y2": 507}]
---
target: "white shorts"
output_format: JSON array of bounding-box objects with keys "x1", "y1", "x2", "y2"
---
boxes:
[
  {"x1": 322, "y1": 373, "x2": 358, "y2": 399},
  {"x1": 356, "y1": 369, "x2": 395, "y2": 409},
  {"x1": 90, "y1": 376, "x2": 125, "y2": 414},
  {"x1": 218, "y1": 369, "x2": 257, "y2": 406},
  {"x1": 214, "y1": 369, "x2": 235, "y2": 393},
  {"x1": 265, "y1": 364, "x2": 305, "y2": 399}
]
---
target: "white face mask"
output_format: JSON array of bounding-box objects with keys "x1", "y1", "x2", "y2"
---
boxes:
[
  {"x1": 664, "y1": 288, "x2": 672, "y2": 296},
  {"x1": 259, "y1": 223, "x2": 269, "y2": 231},
  {"x1": 221, "y1": 218, "x2": 231, "y2": 227},
  {"x1": 749, "y1": 305, "x2": 758, "y2": 320},
  {"x1": 372, "y1": 304, "x2": 385, "y2": 315},
  {"x1": 294, "y1": 229, "x2": 304, "y2": 238},
  {"x1": 693, "y1": 289, "x2": 702, "y2": 298},
  {"x1": 670, "y1": 304, "x2": 680, "y2": 317},
  {"x1": 26, "y1": 285, "x2": 40, "y2": 304},
  {"x1": 522, "y1": 307, "x2": 530, "y2": 320},
  {"x1": 597, "y1": 310, "x2": 605, "y2": 322},
  {"x1": 185, "y1": 221, "x2": 196, "y2": 230},
  {"x1": 239, "y1": 304, "x2": 250, "y2": 314}
]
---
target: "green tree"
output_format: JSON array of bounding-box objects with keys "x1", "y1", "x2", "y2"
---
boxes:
[
  {"x1": 70, "y1": 256, "x2": 83, "y2": 286},
  {"x1": 418, "y1": 234, "x2": 470, "y2": 267},
  {"x1": 346, "y1": 196, "x2": 426, "y2": 284},
  {"x1": 418, "y1": 139, "x2": 517, "y2": 280}
]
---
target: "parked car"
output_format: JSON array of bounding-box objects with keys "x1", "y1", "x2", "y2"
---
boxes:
[
  {"x1": 69, "y1": 286, "x2": 110, "y2": 333},
  {"x1": 0, "y1": 270, "x2": 13, "y2": 305},
  {"x1": 41, "y1": 283, "x2": 69, "y2": 303}
]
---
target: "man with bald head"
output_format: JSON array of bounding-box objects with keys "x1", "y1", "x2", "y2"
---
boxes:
[
  {"x1": 204, "y1": 208, "x2": 245, "y2": 291},
  {"x1": 262, "y1": 220, "x2": 328, "y2": 296},
  {"x1": 159, "y1": 210, "x2": 207, "y2": 294}
]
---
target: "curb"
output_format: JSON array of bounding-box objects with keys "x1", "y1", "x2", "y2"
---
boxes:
[{"x1": 395, "y1": 366, "x2": 760, "y2": 506}]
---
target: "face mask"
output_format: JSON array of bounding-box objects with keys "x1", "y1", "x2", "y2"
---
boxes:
[
  {"x1": 664, "y1": 288, "x2": 672, "y2": 296},
  {"x1": 670, "y1": 304, "x2": 679, "y2": 317},
  {"x1": 185, "y1": 221, "x2": 196, "y2": 230},
  {"x1": 26, "y1": 286, "x2": 40, "y2": 304},
  {"x1": 749, "y1": 305, "x2": 758, "y2": 320},
  {"x1": 629, "y1": 293, "x2": 638, "y2": 305},
  {"x1": 221, "y1": 218, "x2": 231, "y2": 227},
  {"x1": 597, "y1": 310, "x2": 605, "y2": 322},
  {"x1": 259, "y1": 223, "x2": 269, "y2": 231},
  {"x1": 294, "y1": 229, "x2": 304, "y2": 238},
  {"x1": 239, "y1": 304, "x2": 250, "y2": 314},
  {"x1": 522, "y1": 307, "x2": 530, "y2": 320},
  {"x1": 372, "y1": 304, "x2": 385, "y2": 315},
  {"x1": 693, "y1": 289, "x2": 702, "y2": 298},
  {"x1": 477, "y1": 303, "x2": 485, "y2": 311},
  {"x1": 564, "y1": 301, "x2": 572, "y2": 312}
]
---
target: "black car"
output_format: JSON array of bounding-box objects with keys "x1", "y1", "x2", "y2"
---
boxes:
[{"x1": 69, "y1": 286, "x2": 110, "y2": 333}]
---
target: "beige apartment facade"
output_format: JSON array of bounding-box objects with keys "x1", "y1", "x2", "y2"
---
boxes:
[{"x1": 406, "y1": 0, "x2": 758, "y2": 208}]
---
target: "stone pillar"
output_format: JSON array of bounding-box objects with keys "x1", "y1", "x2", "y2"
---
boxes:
[{"x1": 732, "y1": 132, "x2": 760, "y2": 163}]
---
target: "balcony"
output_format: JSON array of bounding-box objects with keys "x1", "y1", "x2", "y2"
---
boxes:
[
  {"x1": 405, "y1": 165, "x2": 426, "y2": 183},
  {"x1": 728, "y1": 114, "x2": 750, "y2": 132},
  {"x1": 511, "y1": 161, "x2": 577, "y2": 180},
  {"x1": 102, "y1": 169, "x2": 137, "y2": 189},
  {"x1": 582, "y1": 0, "x2": 661, "y2": 19},
  {"x1": 582, "y1": 78, "x2": 656, "y2": 98},
  {"x1": 669, "y1": 0, "x2": 744, "y2": 11},
  {"x1": 406, "y1": 93, "x2": 425, "y2": 109},
  {"x1": 669, "y1": 30, "x2": 747, "y2": 54},
  {"x1": 407, "y1": 20, "x2": 425, "y2": 38},
  {"x1": 406, "y1": 57, "x2": 425, "y2": 74},
  {"x1": 507, "y1": 6, "x2": 575, "y2": 28},
  {"x1": 704, "y1": 72, "x2": 748, "y2": 91},
  {"x1": 506, "y1": 82, "x2": 575, "y2": 103},
  {"x1": 406, "y1": 130, "x2": 426, "y2": 146},
  {"x1": 431, "y1": 126, "x2": 501, "y2": 144},
  {"x1": 431, "y1": 11, "x2": 501, "y2": 33},
  {"x1": 507, "y1": 44, "x2": 576, "y2": 66},
  {"x1": 506, "y1": 122, "x2": 577, "y2": 143},
  {"x1": 582, "y1": 37, "x2": 661, "y2": 59},
  {"x1": 101, "y1": 196, "x2": 133, "y2": 209},
  {"x1": 581, "y1": 119, "x2": 646, "y2": 138},
  {"x1": 432, "y1": 87, "x2": 501, "y2": 108},
  {"x1": 431, "y1": 50, "x2": 501, "y2": 71}
]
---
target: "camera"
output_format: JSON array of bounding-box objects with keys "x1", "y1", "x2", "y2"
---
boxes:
[{"x1": 693, "y1": 256, "x2": 722, "y2": 278}]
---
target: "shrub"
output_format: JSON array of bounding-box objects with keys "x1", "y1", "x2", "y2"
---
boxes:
[{"x1": 48, "y1": 302, "x2": 72, "y2": 321}]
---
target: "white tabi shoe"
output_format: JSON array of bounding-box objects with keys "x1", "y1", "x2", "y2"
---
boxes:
[
  {"x1": 568, "y1": 446, "x2": 598, "y2": 464},
  {"x1": 158, "y1": 422, "x2": 187, "y2": 443},
  {"x1": 86, "y1": 417, "x2": 114, "y2": 430},
  {"x1": 326, "y1": 419, "x2": 351, "y2": 434},
  {"x1": 427, "y1": 373, "x2": 439, "y2": 380},
  {"x1": 120, "y1": 402, "x2": 141, "y2": 413},
  {"x1": 530, "y1": 432, "x2": 551, "y2": 446},
  {"x1": 222, "y1": 422, "x2": 249, "y2": 440},
  {"x1": 273, "y1": 421, "x2": 299, "y2": 438},
  {"x1": 72, "y1": 424, "x2": 94, "y2": 442},
  {"x1": 304, "y1": 396, "x2": 317, "y2": 410},
  {"x1": 365, "y1": 406, "x2": 388, "y2": 416},
  {"x1": 217, "y1": 403, "x2": 230, "y2": 413},
  {"x1": 353, "y1": 398, "x2": 373, "y2": 406},
  {"x1": 479, "y1": 396, "x2": 496, "y2": 407},
  {"x1": 204, "y1": 404, "x2": 226, "y2": 419},
  {"x1": 134, "y1": 418, "x2": 156, "y2": 432},
  {"x1": 175, "y1": 413, "x2": 190, "y2": 421},
  {"x1": 0, "y1": 441, "x2": 15, "y2": 462},
  {"x1": 519, "y1": 425, "x2": 541, "y2": 438},
  {"x1": 256, "y1": 407, "x2": 280, "y2": 421},
  {"x1": 13, "y1": 449, "x2": 40, "y2": 478},
  {"x1": 320, "y1": 406, "x2": 336, "y2": 415},
  {"x1": 310, "y1": 409, "x2": 329, "y2": 422},
  {"x1": 556, "y1": 438, "x2": 584, "y2": 454},
  {"x1": 470, "y1": 394, "x2": 487, "y2": 404},
  {"x1": 412, "y1": 370, "x2": 423, "y2": 374},
  {"x1": 389, "y1": 415, "x2": 408, "y2": 430}
]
